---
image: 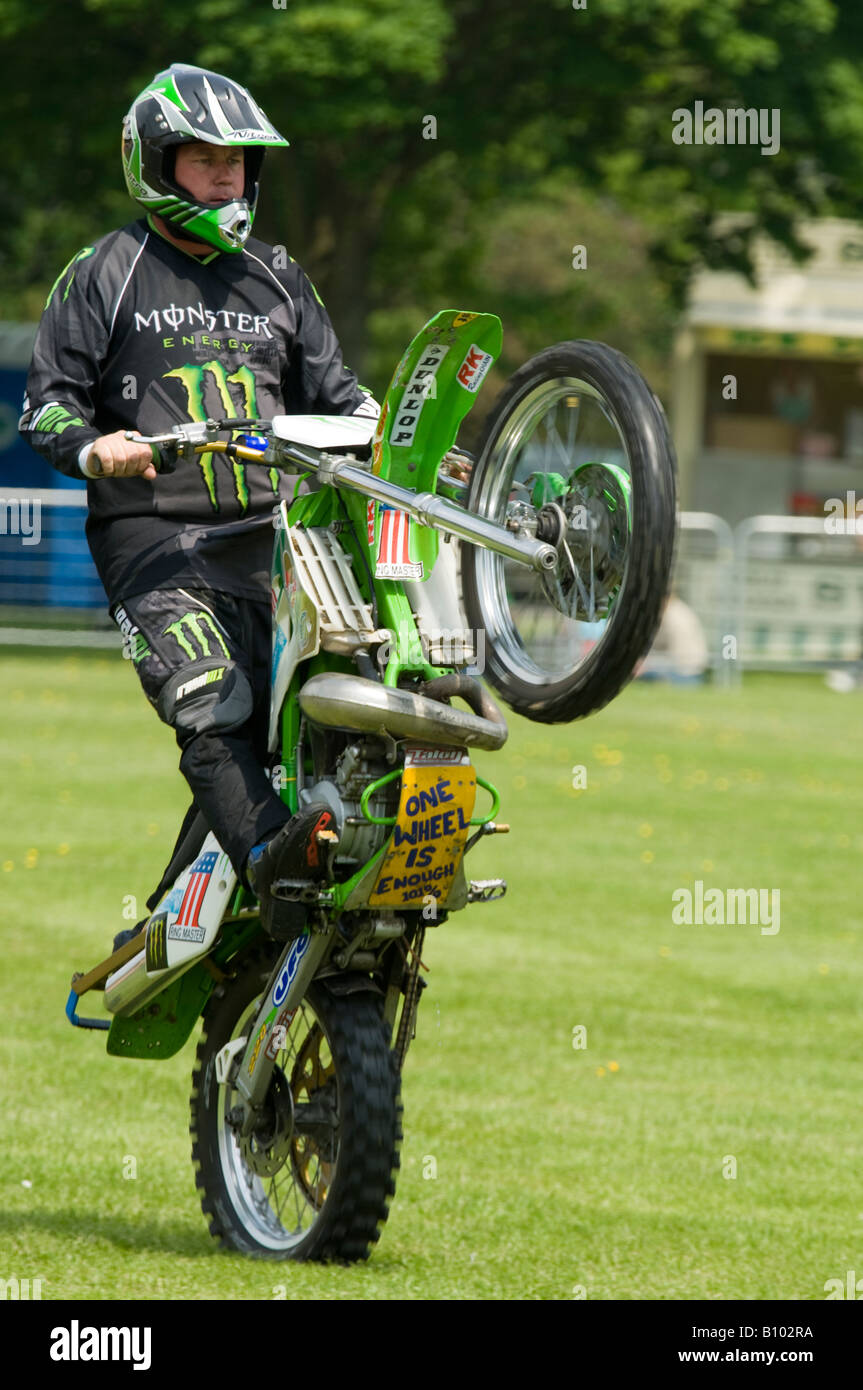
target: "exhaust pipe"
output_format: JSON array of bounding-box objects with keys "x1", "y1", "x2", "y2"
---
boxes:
[{"x1": 299, "y1": 672, "x2": 507, "y2": 750}]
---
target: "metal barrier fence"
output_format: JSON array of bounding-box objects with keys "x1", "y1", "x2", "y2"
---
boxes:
[
  {"x1": 674, "y1": 512, "x2": 863, "y2": 682},
  {"x1": 0, "y1": 487, "x2": 113, "y2": 645},
  {"x1": 0, "y1": 487, "x2": 104, "y2": 607},
  {"x1": 734, "y1": 515, "x2": 863, "y2": 674},
  {"x1": 2, "y1": 492, "x2": 862, "y2": 678}
]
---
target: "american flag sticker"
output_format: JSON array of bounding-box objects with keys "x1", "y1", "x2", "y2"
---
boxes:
[
  {"x1": 374, "y1": 503, "x2": 423, "y2": 580},
  {"x1": 175, "y1": 850, "x2": 218, "y2": 930}
]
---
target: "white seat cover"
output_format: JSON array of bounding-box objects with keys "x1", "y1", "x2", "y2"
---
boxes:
[{"x1": 271, "y1": 414, "x2": 377, "y2": 449}]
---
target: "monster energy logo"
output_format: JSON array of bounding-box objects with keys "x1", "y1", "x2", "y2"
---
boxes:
[
  {"x1": 164, "y1": 360, "x2": 278, "y2": 511},
  {"x1": 145, "y1": 911, "x2": 169, "y2": 972},
  {"x1": 45, "y1": 247, "x2": 95, "y2": 310},
  {"x1": 164, "y1": 610, "x2": 230, "y2": 661}
]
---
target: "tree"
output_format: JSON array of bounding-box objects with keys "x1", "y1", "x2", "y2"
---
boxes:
[{"x1": 2, "y1": 0, "x2": 862, "y2": 388}]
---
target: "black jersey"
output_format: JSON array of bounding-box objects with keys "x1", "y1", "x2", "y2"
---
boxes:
[{"x1": 19, "y1": 217, "x2": 376, "y2": 604}]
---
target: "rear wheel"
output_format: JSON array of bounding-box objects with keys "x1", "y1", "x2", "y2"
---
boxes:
[
  {"x1": 461, "y1": 340, "x2": 677, "y2": 722},
  {"x1": 190, "y1": 951, "x2": 402, "y2": 1261}
]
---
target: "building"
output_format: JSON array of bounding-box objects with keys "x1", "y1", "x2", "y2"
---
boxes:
[
  {"x1": 672, "y1": 216, "x2": 863, "y2": 527},
  {"x1": 671, "y1": 217, "x2": 863, "y2": 669}
]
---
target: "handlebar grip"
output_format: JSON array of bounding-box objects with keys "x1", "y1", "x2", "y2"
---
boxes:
[
  {"x1": 149, "y1": 441, "x2": 177, "y2": 475},
  {"x1": 122, "y1": 431, "x2": 178, "y2": 475}
]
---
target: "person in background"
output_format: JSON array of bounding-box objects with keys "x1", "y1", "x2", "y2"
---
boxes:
[{"x1": 636, "y1": 591, "x2": 708, "y2": 684}]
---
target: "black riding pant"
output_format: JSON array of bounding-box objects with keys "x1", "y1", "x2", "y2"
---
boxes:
[{"x1": 111, "y1": 587, "x2": 291, "y2": 892}]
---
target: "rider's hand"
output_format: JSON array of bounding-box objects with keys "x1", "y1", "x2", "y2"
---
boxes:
[{"x1": 85, "y1": 431, "x2": 157, "y2": 480}]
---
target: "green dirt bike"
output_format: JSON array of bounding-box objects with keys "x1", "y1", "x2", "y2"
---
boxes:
[{"x1": 68, "y1": 309, "x2": 677, "y2": 1261}]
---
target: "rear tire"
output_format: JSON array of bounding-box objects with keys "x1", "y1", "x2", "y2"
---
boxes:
[
  {"x1": 462, "y1": 340, "x2": 677, "y2": 723},
  {"x1": 190, "y1": 950, "x2": 402, "y2": 1262}
]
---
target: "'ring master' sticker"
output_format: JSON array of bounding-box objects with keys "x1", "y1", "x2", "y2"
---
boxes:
[
  {"x1": 369, "y1": 749, "x2": 476, "y2": 907},
  {"x1": 374, "y1": 503, "x2": 423, "y2": 580}
]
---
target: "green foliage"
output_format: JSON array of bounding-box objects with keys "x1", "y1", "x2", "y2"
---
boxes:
[
  {"x1": 1, "y1": 0, "x2": 862, "y2": 379},
  {"x1": 367, "y1": 172, "x2": 678, "y2": 416}
]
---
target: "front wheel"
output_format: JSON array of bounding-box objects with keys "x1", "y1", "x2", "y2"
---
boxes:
[
  {"x1": 190, "y1": 950, "x2": 402, "y2": 1261},
  {"x1": 461, "y1": 340, "x2": 677, "y2": 723}
]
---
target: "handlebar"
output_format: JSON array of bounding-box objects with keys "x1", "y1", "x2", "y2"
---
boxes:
[{"x1": 124, "y1": 421, "x2": 558, "y2": 574}]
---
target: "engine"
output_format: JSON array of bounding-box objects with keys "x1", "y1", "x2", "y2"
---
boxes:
[{"x1": 298, "y1": 737, "x2": 401, "y2": 872}]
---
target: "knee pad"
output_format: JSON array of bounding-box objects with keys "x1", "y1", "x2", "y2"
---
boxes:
[{"x1": 156, "y1": 658, "x2": 254, "y2": 737}]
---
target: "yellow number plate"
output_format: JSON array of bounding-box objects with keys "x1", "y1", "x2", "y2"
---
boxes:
[{"x1": 369, "y1": 750, "x2": 476, "y2": 908}]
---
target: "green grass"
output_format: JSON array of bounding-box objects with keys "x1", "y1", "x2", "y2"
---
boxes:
[{"x1": 1, "y1": 651, "x2": 861, "y2": 1300}]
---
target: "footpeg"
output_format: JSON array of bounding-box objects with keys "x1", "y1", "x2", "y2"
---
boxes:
[
  {"x1": 271, "y1": 878, "x2": 324, "y2": 903},
  {"x1": 467, "y1": 879, "x2": 507, "y2": 903}
]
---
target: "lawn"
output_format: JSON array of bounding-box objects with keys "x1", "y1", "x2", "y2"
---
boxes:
[{"x1": 1, "y1": 650, "x2": 861, "y2": 1300}]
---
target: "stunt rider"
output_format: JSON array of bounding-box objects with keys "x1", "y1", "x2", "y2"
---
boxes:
[{"x1": 19, "y1": 63, "x2": 380, "y2": 943}]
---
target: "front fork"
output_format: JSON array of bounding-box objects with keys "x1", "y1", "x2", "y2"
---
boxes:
[
  {"x1": 216, "y1": 911, "x2": 429, "y2": 1132},
  {"x1": 218, "y1": 923, "x2": 333, "y2": 1135}
]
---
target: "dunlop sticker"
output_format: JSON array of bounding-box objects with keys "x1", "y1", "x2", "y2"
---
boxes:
[
  {"x1": 390, "y1": 344, "x2": 449, "y2": 448},
  {"x1": 369, "y1": 760, "x2": 476, "y2": 907}
]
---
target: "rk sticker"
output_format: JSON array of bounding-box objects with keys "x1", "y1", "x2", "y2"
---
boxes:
[
  {"x1": 452, "y1": 311, "x2": 478, "y2": 327},
  {"x1": 369, "y1": 760, "x2": 477, "y2": 908},
  {"x1": 456, "y1": 344, "x2": 493, "y2": 393}
]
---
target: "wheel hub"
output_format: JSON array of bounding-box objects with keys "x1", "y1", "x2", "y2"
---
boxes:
[
  {"x1": 239, "y1": 1067, "x2": 295, "y2": 1177},
  {"x1": 540, "y1": 465, "x2": 629, "y2": 622}
]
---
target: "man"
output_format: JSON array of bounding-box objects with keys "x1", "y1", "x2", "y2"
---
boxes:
[
  {"x1": 636, "y1": 592, "x2": 708, "y2": 684},
  {"x1": 19, "y1": 63, "x2": 379, "y2": 944}
]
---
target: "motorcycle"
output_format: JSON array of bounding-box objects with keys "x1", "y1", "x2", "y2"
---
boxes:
[{"x1": 67, "y1": 309, "x2": 677, "y2": 1261}]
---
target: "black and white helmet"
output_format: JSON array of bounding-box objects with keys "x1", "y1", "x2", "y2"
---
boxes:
[{"x1": 122, "y1": 63, "x2": 288, "y2": 252}]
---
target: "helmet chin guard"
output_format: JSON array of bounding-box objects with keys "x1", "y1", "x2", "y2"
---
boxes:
[{"x1": 122, "y1": 63, "x2": 288, "y2": 253}]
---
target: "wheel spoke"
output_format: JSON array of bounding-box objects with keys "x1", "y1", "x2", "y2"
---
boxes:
[
  {"x1": 212, "y1": 988, "x2": 344, "y2": 1251},
  {"x1": 471, "y1": 376, "x2": 634, "y2": 684}
]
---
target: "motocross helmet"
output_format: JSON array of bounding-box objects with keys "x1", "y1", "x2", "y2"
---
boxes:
[{"x1": 122, "y1": 63, "x2": 289, "y2": 252}]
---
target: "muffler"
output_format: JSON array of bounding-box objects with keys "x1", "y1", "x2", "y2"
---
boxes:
[{"x1": 298, "y1": 672, "x2": 507, "y2": 750}]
